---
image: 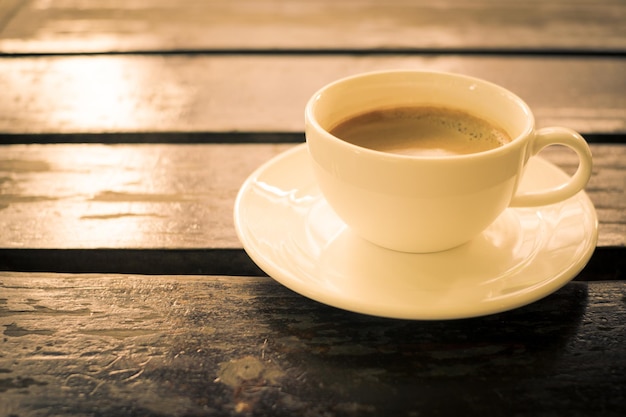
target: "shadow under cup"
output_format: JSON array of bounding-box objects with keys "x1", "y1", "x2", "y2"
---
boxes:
[{"x1": 305, "y1": 70, "x2": 539, "y2": 253}]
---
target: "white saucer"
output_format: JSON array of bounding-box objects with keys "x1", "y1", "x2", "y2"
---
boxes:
[{"x1": 234, "y1": 144, "x2": 598, "y2": 320}]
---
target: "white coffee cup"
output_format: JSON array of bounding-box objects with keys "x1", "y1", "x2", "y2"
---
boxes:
[{"x1": 305, "y1": 70, "x2": 593, "y2": 253}]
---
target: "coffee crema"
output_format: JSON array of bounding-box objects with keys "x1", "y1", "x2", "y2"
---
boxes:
[{"x1": 330, "y1": 106, "x2": 512, "y2": 156}]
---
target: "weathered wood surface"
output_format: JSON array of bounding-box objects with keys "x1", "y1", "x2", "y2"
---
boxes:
[
  {"x1": 0, "y1": 0, "x2": 624, "y2": 415},
  {"x1": 1, "y1": 273, "x2": 624, "y2": 417},
  {"x1": 0, "y1": 143, "x2": 623, "y2": 252},
  {"x1": 0, "y1": 0, "x2": 624, "y2": 54},
  {"x1": 0, "y1": 56, "x2": 624, "y2": 135}
]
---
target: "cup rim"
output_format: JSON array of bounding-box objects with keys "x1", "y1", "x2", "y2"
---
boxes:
[{"x1": 305, "y1": 69, "x2": 535, "y2": 160}]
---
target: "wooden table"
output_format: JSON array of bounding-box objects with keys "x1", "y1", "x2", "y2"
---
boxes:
[{"x1": 1, "y1": 1, "x2": 624, "y2": 416}]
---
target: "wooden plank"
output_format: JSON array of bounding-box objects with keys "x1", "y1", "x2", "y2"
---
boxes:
[
  {"x1": 0, "y1": 55, "x2": 624, "y2": 135},
  {"x1": 1, "y1": 273, "x2": 624, "y2": 416},
  {"x1": 0, "y1": 143, "x2": 290, "y2": 249},
  {"x1": 0, "y1": 144, "x2": 624, "y2": 251},
  {"x1": 0, "y1": 0, "x2": 624, "y2": 54}
]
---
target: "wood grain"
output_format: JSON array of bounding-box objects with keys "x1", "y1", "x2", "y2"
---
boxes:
[
  {"x1": 0, "y1": 55, "x2": 624, "y2": 135},
  {"x1": 1, "y1": 273, "x2": 624, "y2": 416},
  {"x1": 0, "y1": 0, "x2": 624, "y2": 54},
  {"x1": 0, "y1": 144, "x2": 624, "y2": 251}
]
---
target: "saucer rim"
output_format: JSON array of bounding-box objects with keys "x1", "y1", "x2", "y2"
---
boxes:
[{"x1": 234, "y1": 144, "x2": 598, "y2": 320}]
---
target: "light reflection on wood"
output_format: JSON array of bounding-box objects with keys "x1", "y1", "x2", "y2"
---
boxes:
[
  {"x1": 0, "y1": 56, "x2": 624, "y2": 134},
  {"x1": 0, "y1": 144, "x2": 291, "y2": 248}
]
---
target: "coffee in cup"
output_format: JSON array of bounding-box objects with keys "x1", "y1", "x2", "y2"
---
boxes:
[
  {"x1": 330, "y1": 105, "x2": 512, "y2": 157},
  {"x1": 305, "y1": 70, "x2": 593, "y2": 253}
]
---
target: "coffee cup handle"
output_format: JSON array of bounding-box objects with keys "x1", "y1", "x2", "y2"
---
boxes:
[{"x1": 510, "y1": 127, "x2": 592, "y2": 207}]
